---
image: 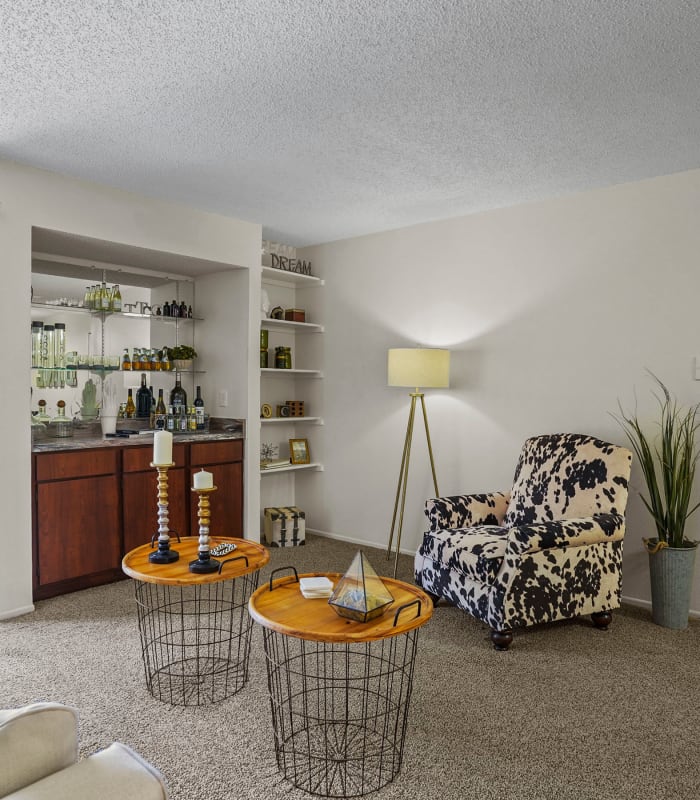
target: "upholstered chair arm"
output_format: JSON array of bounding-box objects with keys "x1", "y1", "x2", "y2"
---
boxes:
[
  {"x1": 424, "y1": 492, "x2": 510, "y2": 532},
  {"x1": 504, "y1": 513, "x2": 625, "y2": 557},
  {"x1": 0, "y1": 703, "x2": 79, "y2": 797}
]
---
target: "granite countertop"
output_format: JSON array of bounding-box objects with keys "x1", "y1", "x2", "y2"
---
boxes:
[{"x1": 32, "y1": 417, "x2": 245, "y2": 453}]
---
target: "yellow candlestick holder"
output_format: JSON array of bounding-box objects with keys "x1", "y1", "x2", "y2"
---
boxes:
[
  {"x1": 190, "y1": 485, "x2": 220, "y2": 574},
  {"x1": 149, "y1": 462, "x2": 180, "y2": 564}
]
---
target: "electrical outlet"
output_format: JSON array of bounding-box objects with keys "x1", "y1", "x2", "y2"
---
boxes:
[
  {"x1": 217, "y1": 389, "x2": 228, "y2": 407},
  {"x1": 694, "y1": 358, "x2": 700, "y2": 381}
]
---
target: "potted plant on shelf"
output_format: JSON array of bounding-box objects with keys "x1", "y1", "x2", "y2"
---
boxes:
[
  {"x1": 614, "y1": 373, "x2": 700, "y2": 629},
  {"x1": 166, "y1": 345, "x2": 197, "y2": 371}
]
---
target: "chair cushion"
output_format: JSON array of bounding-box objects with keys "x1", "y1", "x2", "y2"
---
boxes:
[
  {"x1": 419, "y1": 526, "x2": 509, "y2": 585},
  {"x1": 0, "y1": 703, "x2": 78, "y2": 797},
  {"x1": 4, "y1": 743, "x2": 167, "y2": 800},
  {"x1": 503, "y1": 433, "x2": 632, "y2": 527}
]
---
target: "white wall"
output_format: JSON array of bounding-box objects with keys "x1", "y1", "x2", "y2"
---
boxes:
[
  {"x1": 0, "y1": 159, "x2": 260, "y2": 618},
  {"x1": 195, "y1": 268, "x2": 260, "y2": 536},
  {"x1": 301, "y1": 168, "x2": 700, "y2": 614}
]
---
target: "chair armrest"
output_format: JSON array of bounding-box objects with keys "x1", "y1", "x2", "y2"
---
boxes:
[
  {"x1": 0, "y1": 703, "x2": 78, "y2": 797},
  {"x1": 424, "y1": 492, "x2": 510, "y2": 532},
  {"x1": 505, "y1": 513, "x2": 625, "y2": 556}
]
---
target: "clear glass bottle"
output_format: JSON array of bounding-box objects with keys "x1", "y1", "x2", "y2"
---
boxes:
[
  {"x1": 49, "y1": 400, "x2": 73, "y2": 438},
  {"x1": 111, "y1": 284, "x2": 122, "y2": 312},
  {"x1": 35, "y1": 399, "x2": 51, "y2": 424},
  {"x1": 151, "y1": 348, "x2": 161, "y2": 371},
  {"x1": 100, "y1": 281, "x2": 110, "y2": 311},
  {"x1": 31, "y1": 321, "x2": 44, "y2": 368},
  {"x1": 42, "y1": 324, "x2": 55, "y2": 368},
  {"x1": 53, "y1": 323, "x2": 66, "y2": 389},
  {"x1": 122, "y1": 348, "x2": 131, "y2": 371},
  {"x1": 161, "y1": 347, "x2": 171, "y2": 371}
]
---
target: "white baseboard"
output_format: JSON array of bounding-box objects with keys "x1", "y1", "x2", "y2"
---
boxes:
[
  {"x1": 0, "y1": 604, "x2": 35, "y2": 621},
  {"x1": 307, "y1": 528, "x2": 415, "y2": 555},
  {"x1": 621, "y1": 594, "x2": 700, "y2": 619},
  {"x1": 307, "y1": 528, "x2": 386, "y2": 549}
]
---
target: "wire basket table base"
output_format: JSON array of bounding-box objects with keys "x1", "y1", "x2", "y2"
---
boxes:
[
  {"x1": 134, "y1": 573, "x2": 260, "y2": 705},
  {"x1": 262, "y1": 629, "x2": 420, "y2": 797}
]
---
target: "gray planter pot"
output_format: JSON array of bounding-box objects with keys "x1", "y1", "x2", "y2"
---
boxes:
[{"x1": 648, "y1": 541, "x2": 698, "y2": 629}]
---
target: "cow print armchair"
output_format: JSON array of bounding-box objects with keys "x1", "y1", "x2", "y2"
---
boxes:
[{"x1": 414, "y1": 433, "x2": 632, "y2": 650}]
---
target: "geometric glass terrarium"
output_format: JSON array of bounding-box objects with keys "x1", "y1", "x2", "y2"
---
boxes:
[{"x1": 328, "y1": 550, "x2": 394, "y2": 622}]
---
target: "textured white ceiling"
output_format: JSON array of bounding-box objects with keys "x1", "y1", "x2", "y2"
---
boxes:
[{"x1": 2, "y1": 1, "x2": 699, "y2": 246}]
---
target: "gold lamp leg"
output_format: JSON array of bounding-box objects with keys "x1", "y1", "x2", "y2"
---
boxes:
[
  {"x1": 388, "y1": 390, "x2": 440, "y2": 578},
  {"x1": 419, "y1": 393, "x2": 440, "y2": 497}
]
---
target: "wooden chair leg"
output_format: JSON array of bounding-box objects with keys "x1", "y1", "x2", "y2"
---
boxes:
[
  {"x1": 591, "y1": 610, "x2": 612, "y2": 630},
  {"x1": 490, "y1": 628, "x2": 513, "y2": 651}
]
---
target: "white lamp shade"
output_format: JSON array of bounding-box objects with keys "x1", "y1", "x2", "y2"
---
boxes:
[{"x1": 387, "y1": 348, "x2": 450, "y2": 389}]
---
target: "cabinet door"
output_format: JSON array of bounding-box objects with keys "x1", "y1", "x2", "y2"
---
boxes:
[
  {"x1": 189, "y1": 461, "x2": 243, "y2": 539},
  {"x1": 122, "y1": 467, "x2": 189, "y2": 553},
  {"x1": 36, "y1": 475, "x2": 121, "y2": 586}
]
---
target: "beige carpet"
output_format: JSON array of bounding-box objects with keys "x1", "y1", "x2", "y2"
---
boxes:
[{"x1": 2, "y1": 534, "x2": 699, "y2": 799}]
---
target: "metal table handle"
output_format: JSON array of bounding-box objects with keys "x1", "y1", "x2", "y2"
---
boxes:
[
  {"x1": 269, "y1": 566, "x2": 299, "y2": 591},
  {"x1": 217, "y1": 554, "x2": 249, "y2": 574},
  {"x1": 393, "y1": 598, "x2": 422, "y2": 627}
]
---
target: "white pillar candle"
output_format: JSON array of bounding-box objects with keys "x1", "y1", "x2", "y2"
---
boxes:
[
  {"x1": 193, "y1": 469, "x2": 213, "y2": 490},
  {"x1": 153, "y1": 431, "x2": 173, "y2": 465}
]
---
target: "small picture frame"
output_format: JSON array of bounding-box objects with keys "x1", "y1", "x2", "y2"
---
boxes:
[{"x1": 289, "y1": 438, "x2": 311, "y2": 465}]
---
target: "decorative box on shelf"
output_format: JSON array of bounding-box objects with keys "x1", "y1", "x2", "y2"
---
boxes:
[
  {"x1": 286, "y1": 400, "x2": 305, "y2": 417},
  {"x1": 263, "y1": 506, "x2": 306, "y2": 547},
  {"x1": 284, "y1": 308, "x2": 306, "y2": 322}
]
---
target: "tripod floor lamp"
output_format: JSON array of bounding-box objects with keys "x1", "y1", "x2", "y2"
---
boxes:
[{"x1": 387, "y1": 347, "x2": 450, "y2": 577}]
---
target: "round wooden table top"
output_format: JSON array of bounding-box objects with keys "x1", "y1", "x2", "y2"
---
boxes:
[
  {"x1": 248, "y1": 571, "x2": 433, "y2": 643},
  {"x1": 122, "y1": 537, "x2": 269, "y2": 585}
]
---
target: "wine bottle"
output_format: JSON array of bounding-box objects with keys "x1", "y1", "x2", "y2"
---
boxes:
[
  {"x1": 125, "y1": 388, "x2": 136, "y2": 419},
  {"x1": 170, "y1": 377, "x2": 187, "y2": 410},
  {"x1": 100, "y1": 281, "x2": 110, "y2": 311},
  {"x1": 136, "y1": 373, "x2": 151, "y2": 418},
  {"x1": 194, "y1": 385, "x2": 205, "y2": 430},
  {"x1": 148, "y1": 386, "x2": 155, "y2": 428},
  {"x1": 154, "y1": 388, "x2": 167, "y2": 430}
]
